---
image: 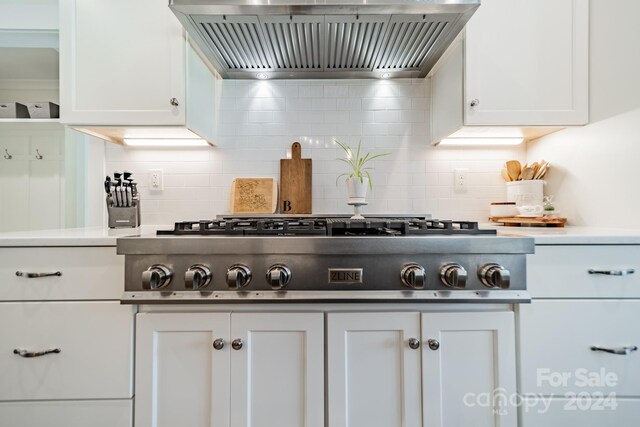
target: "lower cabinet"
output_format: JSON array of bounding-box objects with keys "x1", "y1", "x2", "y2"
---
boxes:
[
  {"x1": 136, "y1": 310, "x2": 516, "y2": 427},
  {"x1": 135, "y1": 312, "x2": 324, "y2": 427}
]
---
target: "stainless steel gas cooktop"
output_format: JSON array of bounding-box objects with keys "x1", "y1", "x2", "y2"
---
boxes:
[{"x1": 118, "y1": 216, "x2": 534, "y2": 304}]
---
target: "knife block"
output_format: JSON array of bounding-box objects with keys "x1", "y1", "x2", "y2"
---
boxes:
[{"x1": 107, "y1": 196, "x2": 141, "y2": 228}]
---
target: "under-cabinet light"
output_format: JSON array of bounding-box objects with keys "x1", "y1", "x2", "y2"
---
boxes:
[
  {"x1": 123, "y1": 138, "x2": 209, "y2": 147},
  {"x1": 438, "y1": 138, "x2": 524, "y2": 146}
]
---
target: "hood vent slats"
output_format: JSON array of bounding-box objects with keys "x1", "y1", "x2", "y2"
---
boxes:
[{"x1": 172, "y1": 1, "x2": 479, "y2": 79}]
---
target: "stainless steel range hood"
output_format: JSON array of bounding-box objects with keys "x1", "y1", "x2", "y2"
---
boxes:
[{"x1": 169, "y1": 0, "x2": 480, "y2": 79}]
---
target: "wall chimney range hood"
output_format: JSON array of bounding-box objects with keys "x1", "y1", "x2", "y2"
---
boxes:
[{"x1": 169, "y1": 0, "x2": 480, "y2": 79}]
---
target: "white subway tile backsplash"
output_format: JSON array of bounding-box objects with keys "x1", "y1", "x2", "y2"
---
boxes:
[{"x1": 104, "y1": 79, "x2": 522, "y2": 224}]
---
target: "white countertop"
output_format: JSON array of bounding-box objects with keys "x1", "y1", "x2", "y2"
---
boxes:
[
  {"x1": 2, "y1": 225, "x2": 640, "y2": 247},
  {"x1": 493, "y1": 225, "x2": 640, "y2": 245}
]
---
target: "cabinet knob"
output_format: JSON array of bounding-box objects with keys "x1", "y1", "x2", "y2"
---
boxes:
[
  {"x1": 427, "y1": 339, "x2": 440, "y2": 351},
  {"x1": 470, "y1": 98, "x2": 479, "y2": 107},
  {"x1": 213, "y1": 338, "x2": 225, "y2": 350},
  {"x1": 232, "y1": 338, "x2": 243, "y2": 350},
  {"x1": 170, "y1": 98, "x2": 179, "y2": 106},
  {"x1": 408, "y1": 338, "x2": 420, "y2": 350}
]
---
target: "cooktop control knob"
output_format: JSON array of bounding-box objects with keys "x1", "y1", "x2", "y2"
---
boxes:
[
  {"x1": 400, "y1": 263, "x2": 426, "y2": 289},
  {"x1": 185, "y1": 264, "x2": 212, "y2": 290},
  {"x1": 440, "y1": 263, "x2": 468, "y2": 289},
  {"x1": 142, "y1": 264, "x2": 173, "y2": 290},
  {"x1": 226, "y1": 264, "x2": 252, "y2": 289},
  {"x1": 266, "y1": 264, "x2": 292, "y2": 290},
  {"x1": 479, "y1": 263, "x2": 511, "y2": 289}
]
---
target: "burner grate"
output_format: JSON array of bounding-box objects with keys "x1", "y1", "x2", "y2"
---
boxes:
[{"x1": 157, "y1": 217, "x2": 495, "y2": 236}]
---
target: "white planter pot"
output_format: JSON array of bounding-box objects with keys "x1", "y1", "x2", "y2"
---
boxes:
[{"x1": 346, "y1": 177, "x2": 369, "y2": 203}]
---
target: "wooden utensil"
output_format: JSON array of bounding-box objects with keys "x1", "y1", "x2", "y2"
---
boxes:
[
  {"x1": 279, "y1": 142, "x2": 312, "y2": 214},
  {"x1": 534, "y1": 161, "x2": 550, "y2": 179},
  {"x1": 506, "y1": 160, "x2": 522, "y2": 181},
  {"x1": 501, "y1": 169, "x2": 511, "y2": 182},
  {"x1": 230, "y1": 178, "x2": 278, "y2": 214},
  {"x1": 521, "y1": 166, "x2": 535, "y2": 181}
]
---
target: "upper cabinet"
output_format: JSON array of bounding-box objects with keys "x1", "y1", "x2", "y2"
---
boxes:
[
  {"x1": 430, "y1": 0, "x2": 589, "y2": 144},
  {"x1": 59, "y1": 0, "x2": 217, "y2": 144}
]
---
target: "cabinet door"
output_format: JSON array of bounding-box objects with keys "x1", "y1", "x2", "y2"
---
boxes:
[
  {"x1": 422, "y1": 312, "x2": 517, "y2": 427},
  {"x1": 60, "y1": 0, "x2": 185, "y2": 125},
  {"x1": 135, "y1": 313, "x2": 230, "y2": 427},
  {"x1": 464, "y1": 0, "x2": 588, "y2": 125},
  {"x1": 230, "y1": 313, "x2": 324, "y2": 427},
  {"x1": 327, "y1": 312, "x2": 422, "y2": 427}
]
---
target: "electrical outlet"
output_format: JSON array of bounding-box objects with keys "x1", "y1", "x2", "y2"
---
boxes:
[
  {"x1": 454, "y1": 168, "x2": 468, "y2": 193},
  {"x1": 150, "y1": 169, "x2": 163, "y2": 191}
]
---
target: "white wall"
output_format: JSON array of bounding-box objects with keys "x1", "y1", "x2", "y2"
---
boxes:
[
  {"x1": 527, "y1": 0, "x2": 640, "y2": 227},
  {"x1": 105, "y1": 79, "x2": 525, "y2": 225}
]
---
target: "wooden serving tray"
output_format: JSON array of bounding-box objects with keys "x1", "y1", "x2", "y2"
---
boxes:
[{"x1": 489, "y1": 216, "x2": 567, "y2": 227}]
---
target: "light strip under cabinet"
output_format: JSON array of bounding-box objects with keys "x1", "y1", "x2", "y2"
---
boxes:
[
  {"x1": 438, "y1": 138, "x2": 524, "y2": 146},
  {"x1": 123, "y1": 138, "x2": 210, "y2": 147}
]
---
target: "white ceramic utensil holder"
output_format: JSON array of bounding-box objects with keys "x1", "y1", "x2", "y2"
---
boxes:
[{"x1": 506, "y1": 180, "x2": 544, "y2": 206}]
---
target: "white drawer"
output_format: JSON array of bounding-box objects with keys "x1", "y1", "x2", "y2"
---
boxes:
[
  {"x1": 519, "y1": 300, "x2": 640, "y2": 395},
  {"x1": 0, "y1": 399, "x2": 132, "y2": 427},
  {"x1": 521, "y1": 398, "x2": 640, "y2": 427},
  {"x1": 528, "y1": 245, "x2": 640, "y2": 298},
  {"x1": 0, "y1": 247, "x2": 123, "y2": 300},
  {"x1": 0, "y1": 301, "x2": 133, "y2": 400}
]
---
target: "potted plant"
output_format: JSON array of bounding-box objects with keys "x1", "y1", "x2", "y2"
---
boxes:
[{"x1": 335, "y1": 139, "x2": 390, "y2": 203}]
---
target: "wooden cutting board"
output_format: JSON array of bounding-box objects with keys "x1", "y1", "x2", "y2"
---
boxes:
[
  {"x1": 230, "y1": 178, "x2": 278, "y2": 214},
  {"x1": 280, "y1": 142, "x2": 312, "y2": 214}
]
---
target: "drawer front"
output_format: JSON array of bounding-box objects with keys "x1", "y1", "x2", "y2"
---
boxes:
[
  {"x1": 0, "y1": 247, "x2": 123, "y2": 300},
  {"x1": 519, "y1": 300, "x2": 640, "y2": 395},
  {"x1": 528, "y1": 245, "x2": 640, "y2": 298},
  {"x1": 0, "y1": 399, "x2": 132, "y2": 427},
  {"x1": 0, "y1": 301, "x2": 133, "y2": 400},
  {"x1": 521, "y1": 398, "x2": 640, "y2": 427}
]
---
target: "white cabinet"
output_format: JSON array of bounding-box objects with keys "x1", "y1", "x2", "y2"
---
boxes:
[
  {"x1": 59, "y1": 0, "x2": 216, "y2": 143},
  {"x1": 327, "y1": 312, "x2": 422, "y2": 427},
  {"x1": 422, "y1": 312, "x2": 517, "y2": 427},
  {"x1": 429, "y1": 0, "x2": 589, "y2": 143},
  {"x1": 327, "y1": 311, "x2": 516, "y2": 427},
  {"x1": 135, "y1": 312, "x2": 324, "y2": 427},
  {"x1": 518, "y1": 244, "x2": 640, "y2": 426},
  {"x1": 0, "y1": 246, "x2": 133, "y2": 427}
]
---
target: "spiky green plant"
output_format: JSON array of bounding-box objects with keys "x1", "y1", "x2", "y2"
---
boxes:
[{"x1": 334, "y1": 139, "x2": 390, "y2": 190}]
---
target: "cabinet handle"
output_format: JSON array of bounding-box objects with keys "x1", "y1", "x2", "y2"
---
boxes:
[
  {"x1": 13, "y1": 348, "x2": 61, "y2": 358},
  {"x1": 232, "y1": 338, "x2": 243, "y2": 350},
  {"x1": 35, "y1": 149, "x2": 43, "y2": 160},
  {"x1": 427, "y1": 339, "x2": 440, "y2": 351},
  {"x1": 213, "y1": 338, "x2": 225, "y2": 350},
  {"x1": 470, "y1": 98, "x2": 479, "y2": 107},
  {"x1": 590, "y1": 345, "x2": 637, "y2": 355},
  {"x1": 16, "y1": 271, "x2": 62, "y2": 278},
  {"x1": 170, "y1": 98, "x2": 179, "y2": 107},
  {"x1": 3, "y1": 149, "x2": 12, "y2": 160},
  {"x1": 408, "y1": 338, "x2": 420, "y2": 349},
  {"x1": 588, "y1": 269, "x2": 635, "y2": 276}
]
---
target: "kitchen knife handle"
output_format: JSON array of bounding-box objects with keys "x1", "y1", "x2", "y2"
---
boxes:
[
  {"x1": 13, "y1": 348, "x2": 61, "y2": 358},
  {"x1": 16, "y1": 271, "x2": 62, "y2": 278},
  {"x1": 588, "y1": 269, "x2": 635, "y2": 276},
  {"x1": 590, "y1": 345, "x2": 637, "y2": 355}
]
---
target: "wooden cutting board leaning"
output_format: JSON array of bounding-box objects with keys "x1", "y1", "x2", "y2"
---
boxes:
[
  {"x1": 230, "y1": 178, "x2": 278, "y2": 214},
  {"x1": 279, "y1": 142, "x2": 312, "y2": 214}
]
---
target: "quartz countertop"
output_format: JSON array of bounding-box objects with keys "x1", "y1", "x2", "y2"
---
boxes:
[
  {"x1": 493, "y1": 225, "x2": 640, "y2": 245},
  {"x1": 2, "y1": 225, "x2": 640, "y2": 247}
]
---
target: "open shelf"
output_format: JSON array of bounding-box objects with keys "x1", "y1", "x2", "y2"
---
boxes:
[{"x1": 0, "y1": 119, "x2": 60, "y2": 123}]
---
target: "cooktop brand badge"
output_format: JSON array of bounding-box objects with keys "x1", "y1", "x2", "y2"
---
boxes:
[{"x1": 328, "y1": 268, "x2": 363, "y2": 284}]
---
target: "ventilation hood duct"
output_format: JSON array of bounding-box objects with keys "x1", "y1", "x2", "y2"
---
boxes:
[{"x1": 169, "y1": 0, "x2": 480, "y2": 79}]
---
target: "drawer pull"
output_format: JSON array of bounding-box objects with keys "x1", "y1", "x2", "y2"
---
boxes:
[
  {"x1": 13, "y1": 348, "x2": 61, "y2": 358},
  {"x1": 590, "y1": 345, "x2": 638, "y2": 355},
  {"x1": 588, "y1": 269, "x2": 635, "y2": 276},
  {"x1": 15, "y1": 271, "x2": 62, "y2": 278}
]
